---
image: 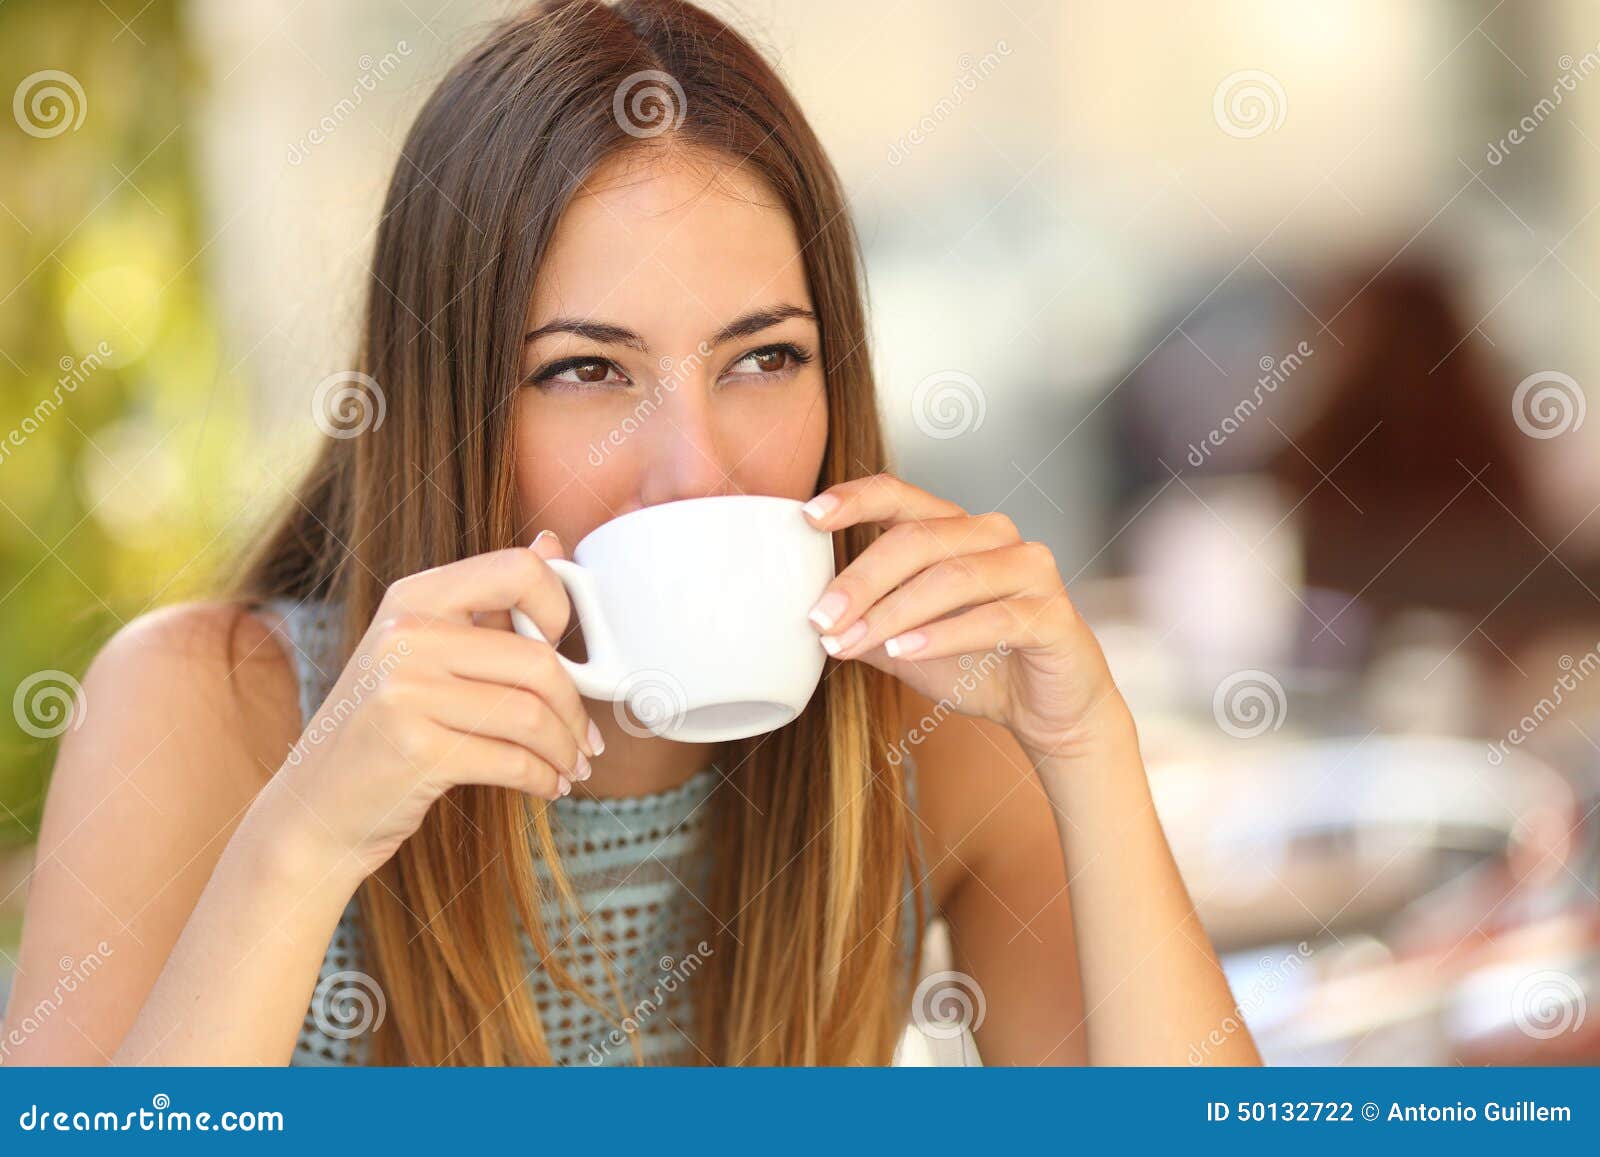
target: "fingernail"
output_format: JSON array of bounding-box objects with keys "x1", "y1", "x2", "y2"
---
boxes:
[
  {"x1": 558, "y1": 776, "x2": 572, "y2": 797},
  {"x1": 575, "y1": 753, "x2": 592, "y2": 781},
  {"x1": 807, "y1": 589, "x2": 849, "y2": 632},
  {"x1": 532, "y1": 529, "x2": 561, "y2": 551},
  {"x1": 801, "y1": 494, "x2": 839, "y2": 522},
  {"x1": 587, "y1": 719, "x2": 605, "y2": 756},
  {"x1": 884, "y1": 630, "x2": 926, "y2": 658},
  {"x1": 820, "y1": 619, "x2": 868, "y2": 656}
]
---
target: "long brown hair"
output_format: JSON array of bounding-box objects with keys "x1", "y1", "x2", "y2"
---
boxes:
[{"x1": 233, "y1": 0, "x2": 923, "y2": 1064}]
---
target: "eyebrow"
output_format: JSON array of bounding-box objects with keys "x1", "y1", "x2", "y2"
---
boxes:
[{"x1": 523, "y1": 304, "x2": 817, "y2": 351}]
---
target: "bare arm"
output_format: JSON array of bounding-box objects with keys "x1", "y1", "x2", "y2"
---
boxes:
[
  {"x1": 1, "y1": 604, "x2": 341, "y2": 1065},
  {"x1": 110, "y1": 781, "x2": 368, "y2": 1065},
  {"x1": 797, "y1": 474, "x2": 1256, "y2": 1066},
  {"x1": 6, "y1": 541, "x2": 601, "y2": 1065},
  {"x1": 918, "y1": 700, "x2": 1255, "y2": 1065},
  {"x1": 1033, "y1": 696, "x2": 1259, "y2": 1065}
]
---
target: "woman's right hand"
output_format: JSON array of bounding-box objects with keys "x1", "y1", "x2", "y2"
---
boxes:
[{"x1": 268, "y1": 532, "x2": 600, "y2": 879}]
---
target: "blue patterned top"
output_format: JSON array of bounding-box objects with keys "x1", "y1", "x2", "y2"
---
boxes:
[{"x1": 264, "y1": 598, "x2": 931, "y2": 1066}]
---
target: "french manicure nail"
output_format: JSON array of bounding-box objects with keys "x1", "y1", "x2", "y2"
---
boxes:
[
  {"x1": 884, "y1": 630, "x2": 927, "y2": 658},
  {"x1": 587, "y1": 719, "x2": 605, "y2": 756},
  {"x1": 801, "y1": 494, "x2": 839, "y2": 521},
  {"x1": 821, "y1": 619, "x2": 868, "y2": 655},
  {"x1": 808, "y1": 589, "x2": 848, "y2": 632},
  {"x1": 575, "y1": 753, "x2": 592, "y2": 781},
  {"x1": 558, "y1": 776, "x2": 572, "y2": 797}
]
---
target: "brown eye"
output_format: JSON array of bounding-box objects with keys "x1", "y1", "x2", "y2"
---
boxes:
[
  {"x1": 527, "y1": 356, "x2": 629, "y2": 390},
  {"x1": 725, "y1": 343, "x2": 812, "y2": 380}
]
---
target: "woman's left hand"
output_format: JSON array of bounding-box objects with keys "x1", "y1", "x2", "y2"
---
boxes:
[{"x1": 802, "y1": 473, "x2": 1130, "y2": 764}]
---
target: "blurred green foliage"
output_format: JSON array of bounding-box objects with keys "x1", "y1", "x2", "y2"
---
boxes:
[{"x1": 1, "y1": 0, "x2": 248, "y2": 846}]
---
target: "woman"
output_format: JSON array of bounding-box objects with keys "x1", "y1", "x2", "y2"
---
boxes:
[{"x1": 4, "y1": 0, "x2": 1256, "y2": 1066}]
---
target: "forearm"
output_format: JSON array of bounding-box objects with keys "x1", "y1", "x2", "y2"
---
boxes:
[
  {"x1": 1032, "y1": 700, "x2": 1261, "y2": 1066},
  {"x1": 113, "y1": 781, "x2": 366, "y2": 1066}
]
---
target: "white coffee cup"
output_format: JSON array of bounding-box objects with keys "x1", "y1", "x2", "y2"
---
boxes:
[{"x1": 510, "y1": 494, "x2": 836, "y2": 743}]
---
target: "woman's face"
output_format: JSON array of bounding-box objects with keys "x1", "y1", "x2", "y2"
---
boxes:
[{"x1": 512, "y1": 146, "x2": 830, "y2": 547}]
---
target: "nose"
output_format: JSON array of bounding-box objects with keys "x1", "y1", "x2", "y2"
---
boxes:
[{"x1": 635, "y1": 370, "x2": 740, "y2": 507}]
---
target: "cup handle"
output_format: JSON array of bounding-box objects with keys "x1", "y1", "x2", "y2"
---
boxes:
[{"x1": 509, "y1": 558, "x2": 630, "y2": 700}]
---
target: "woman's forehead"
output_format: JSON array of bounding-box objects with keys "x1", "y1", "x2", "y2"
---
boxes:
[{"x1": 530, "y1": 147, "x2": 812, "y2": 337}]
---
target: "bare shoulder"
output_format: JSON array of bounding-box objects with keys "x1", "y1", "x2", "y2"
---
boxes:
[
  {"x1": 896, "y1": 687, "x2": 1059, "y2": 915},
  {"x1": 2, "y1": 600, "x2": 301, "y2": 1061},
  {"x1": 70, "y1": 599, "x2": 303, "y2": 787}
]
